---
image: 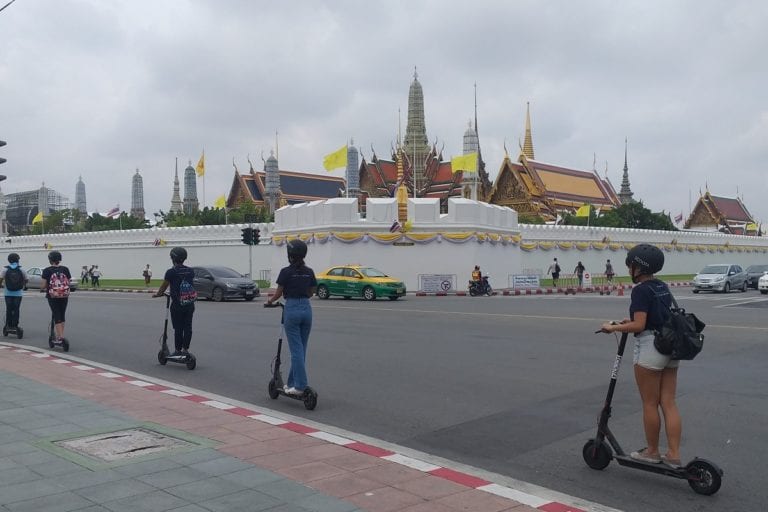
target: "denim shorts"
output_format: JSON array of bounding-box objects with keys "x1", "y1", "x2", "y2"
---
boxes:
[{"x1": 633, "y1": 331, "x2": 679, "y2": 370}]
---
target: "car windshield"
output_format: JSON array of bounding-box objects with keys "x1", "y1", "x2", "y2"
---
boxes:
[
  {"x1": 746, "y1": 265, "x2": 768, "y2": 273},
  {"x1": 359, "y1": 267, "x2": 388, "y2": 278},
  {"x1": 700, "y1": 265, "x2": 729, "y2": 275},
  {"x1": 209, "y1": 267, "x2": 243, "y2": 278}
]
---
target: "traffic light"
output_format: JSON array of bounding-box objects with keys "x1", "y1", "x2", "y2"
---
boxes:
[
  {"x1": 252, "y1": 228, "x2": 260, "y2": 245},
  {"x1": 0, "y1": 140, "x2": 6, "y2": 166},
  {"x1": 241, "y1": 227, "x2": 253, "y2": 245}
]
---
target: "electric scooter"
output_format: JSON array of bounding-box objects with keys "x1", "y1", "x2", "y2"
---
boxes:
[
  {"x1": 2, "y1": 312, "x2": 23, "y2": 339},
  {"x1": 157, "y1": 294, "x2": 196, "y2": 370},
  {"x1": 48, "y1": 313, "x2": 69, "y2": 352},
  {"x1": 582, "y1": 331, "x2": 723, "y2": 495},
  {"x1": 264, "y1": 302, "x2": 318, "y2": 410}
]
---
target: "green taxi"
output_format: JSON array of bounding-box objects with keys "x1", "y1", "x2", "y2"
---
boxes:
[{"x1": 315, "y1": 265, "x2": 406, "y2": 301}]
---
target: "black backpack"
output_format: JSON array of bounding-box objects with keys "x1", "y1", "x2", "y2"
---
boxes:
[
  {"x1": 653, "y1": 292, "x2": 706, "y2": 360},
  {"x1": 4, "y1": 266, "x2": 24, "y2": 291}
]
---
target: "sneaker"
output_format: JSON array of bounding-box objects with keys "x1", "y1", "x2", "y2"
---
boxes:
[
  {"x1": 284, "y1": 386, "x2": 303, "y2": 396},
  {"x1": 661, "y1": 455, "x2": 682, "y2": 468},
  {"x1": 630, "y1": 448, "x2": 661, "y2": 464},
  {"x1": 170, "y1": 351, "x2": 184, "y2": 358}
]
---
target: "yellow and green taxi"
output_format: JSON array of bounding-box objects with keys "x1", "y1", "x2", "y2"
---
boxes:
[{"x1": 315, "y1": 265, "x2": 406, "y2": 301}]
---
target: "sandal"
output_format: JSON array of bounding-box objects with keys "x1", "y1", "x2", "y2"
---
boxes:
[{"x1": 630, "y1": 448, "x2": 661, "y2": 464}]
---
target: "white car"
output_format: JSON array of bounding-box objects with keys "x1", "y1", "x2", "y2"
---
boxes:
[{"x1": 758, "y1": 273, "x2": 768, "y2": 295}]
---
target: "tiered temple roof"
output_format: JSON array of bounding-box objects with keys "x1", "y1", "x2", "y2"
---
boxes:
[
  {"x1": 684, "y1": 191, "x2": 757, "y2": 235},
  {"x1": 227, "y1": 169, "x2": 345, "y2": 209}
]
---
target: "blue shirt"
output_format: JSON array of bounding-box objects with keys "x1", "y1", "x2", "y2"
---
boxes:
[
  {"x1": 1, "y1": 263, "x2": 28, "y2": 297},
  {"x1": 164, "y1": 265, "x2": 196, "y2": 307},
  {"x1": 276, "y1": 264, "x2": 317, "y2": 299},
  {"x1": 629, "y1": 278, "x2": 672, "y2": 332}
]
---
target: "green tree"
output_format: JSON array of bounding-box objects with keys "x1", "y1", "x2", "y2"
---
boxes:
[
  {"x1": 517, "y1": 213, "x2": 546, "y2": 224},
  {"x1": 594, "y1": 202, "x2": 677, "y2": 231}
]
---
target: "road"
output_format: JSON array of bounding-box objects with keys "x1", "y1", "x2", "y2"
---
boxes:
[{"x1": 8, "y1": 289, "x2": 767, "y2": 512}]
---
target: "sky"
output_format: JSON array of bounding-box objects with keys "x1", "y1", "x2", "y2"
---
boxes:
[{"x1": 1, "y1": 0, "x2": 767, "y2": 225}]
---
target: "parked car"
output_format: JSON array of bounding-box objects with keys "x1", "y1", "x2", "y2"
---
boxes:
[
  {"x1": 315, "y1": 265, "x2": 406, "y2": 301},
  {"x1": 744, "y1": 264, "x2": 768, "y2": 289},
  {"x1": 23, "y1": 267, "x2": 78, "y2": 292},
  {"x1": 759, "y1": 273, "x2": 768, "y2": 295},
  {"x1": 692, "y1": 264, "x2": 747, "y2": 293},
  {"x1": 191, "y1": 266, "x2": 259, "y2": 302}
]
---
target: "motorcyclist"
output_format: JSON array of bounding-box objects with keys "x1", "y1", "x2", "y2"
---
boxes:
[{"x1": 471, "y1": 265, "x2": 482, "y2": 284}]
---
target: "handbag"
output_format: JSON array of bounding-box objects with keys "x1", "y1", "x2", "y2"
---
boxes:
[{"x1": 653, "y1": 292, "x2": 706, "y2": 360}]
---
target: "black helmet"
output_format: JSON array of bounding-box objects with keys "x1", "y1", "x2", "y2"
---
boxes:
[
  {"x1": 48, "y1": 250, "x2": 62, "y2": 263},
  {"x1": 625, "y1": 244, "x2": 664, "y2": 275},
  {"x1": 286, "y1": 239, "x2": 308, "y2": 263},
  {"x1": 7, "y1": 253, "x2": 19, "y2": 263},
  {"x1": 170, "y1": 246, "x2": 187, "y2": 264}
]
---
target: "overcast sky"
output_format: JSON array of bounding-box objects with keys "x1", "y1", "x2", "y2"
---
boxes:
[{"x1": 2, "y1": 0, "x2": 767, "y2": 225}]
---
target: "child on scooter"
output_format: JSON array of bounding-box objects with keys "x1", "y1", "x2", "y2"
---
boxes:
[
  {"x1": 1, "y1": 253, "x2": 28, "y2": 334},
  {"x1": 42, "y1": 251, "x2": 72, "y2": 343}
]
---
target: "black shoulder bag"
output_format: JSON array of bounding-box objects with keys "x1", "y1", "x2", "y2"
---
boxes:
[{"x1": 653, "y1": 290, "x2": 706, "y2": 360}]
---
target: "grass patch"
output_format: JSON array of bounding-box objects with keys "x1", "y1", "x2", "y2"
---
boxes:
[{"x1": 537, "y1": 274, "x2": 694, "y2": 287}]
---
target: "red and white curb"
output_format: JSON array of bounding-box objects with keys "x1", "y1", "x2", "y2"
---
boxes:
[{"x1": 1, "y1": 344, "x2": 622, "y2": 512}]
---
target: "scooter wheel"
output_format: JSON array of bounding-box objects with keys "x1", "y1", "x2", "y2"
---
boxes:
[
  {"x1": 16, "y1": 327, "x2": 23, "y2": 339},
  {"x1": 303, "y1": 388, "x2": 318, "y2": 410},
  {"x1": 61, "y1": 339, "x2": 70, "y2": 352},
  {"x1": 268, "y1": 379, "x2": 280, "y2": 399},
  {"x1": 686, "y1": 459, "x2": 723, "y2": 495},
  {"x1": 582, "y1": 439, "x2": 612, "y2": 470},
  {"x1": 158, "y1": 350, "x2": 168, "y2": 365},
  {"x1": 186, "y1": 357, "x2": 196, "y2": 370},
  {"x1": 48, "y1": 339, "x2": 55, "y2": 349}
]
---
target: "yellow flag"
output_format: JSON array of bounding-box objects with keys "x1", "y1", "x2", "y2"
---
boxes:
[
  {"x1": 746, "y1": 222, "x2": 758, "y2": 231},
  {"x1": 214, "y1": 195, "x2": 226, "y2": 209},
  {"x1": 32, "y1": 211, "x2": 43, "y2": 224},
  {"x1": 451, "y1": 152, "x2": 478, "y2": 173},
  {"x1": 195, "y1": 150, "x2": 205, "y2": 177},
  {"x1": 575, "y1": 204, "x2": 591, "y2": 217},
  {"x1": 323, "y1": 145, "x2": 347, "y2": 171}
]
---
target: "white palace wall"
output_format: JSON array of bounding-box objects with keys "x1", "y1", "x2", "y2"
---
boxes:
[{"x1": 4, "y1": 200, "x2": 767, "y2": 290}]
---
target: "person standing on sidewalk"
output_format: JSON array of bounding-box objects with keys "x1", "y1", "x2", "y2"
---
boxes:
[
  {"x1": 142, "y1": 264, "x2": 152, "y2": 286},
  {"x1": 265, "y1": 240, "x2": 316, "y2": 396},
  {"x1": 42, "y1": 251, "x2": 72, "y2": 343},
  {"x1": 91, "y1": 265, "x2": 102, "y2": 288},
  {"x1": 0, "y1": 253, "x2": 28, "y2": 333},
  {"x1": 605, "y1": 259, "x2": 615, "y2": 283},
  {"x1": 153, "y1": 248, "x2": 197, "y2": 357}
]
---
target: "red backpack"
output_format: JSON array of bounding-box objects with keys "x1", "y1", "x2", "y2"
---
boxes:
[{"x1": 48, "y1": 270, "x2": 71, "y2": 298}]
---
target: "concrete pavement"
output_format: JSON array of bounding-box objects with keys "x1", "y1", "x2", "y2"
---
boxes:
[{"x1": 0, "y1": 342, "x2": 619, "y2": 512}]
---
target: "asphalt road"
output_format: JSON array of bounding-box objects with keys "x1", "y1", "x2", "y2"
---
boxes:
[{"x1": 8, "y1": 289, "x2": 767, "y2": 512}]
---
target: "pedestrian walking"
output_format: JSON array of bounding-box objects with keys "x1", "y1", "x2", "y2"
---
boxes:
[
  {"x1": 80, "y1": 265, "x2": 90, "y2": 285},
  {"x1": 605, "y1": 259, "x2": 615, "y2": 283},
  {"x1": 575, "y1": 261, "x2": 586, "y2": 287},
  {"x1": 547, "y1": 258, "x2": 561, "y2": 287},
  {"x1": 91, "y1": 265, "x2": 101, "y2": 288}
]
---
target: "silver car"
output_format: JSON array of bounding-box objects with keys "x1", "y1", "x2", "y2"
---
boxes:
[
  {"x1": 692, "y1": 264, "x2": 747, "y2": 293},
  {"x1": 24, "y1": 267, "x2": 79, "y2": 292},
  {"x1": 192, "y1": 266, "x2": 259, "y2": 302}
]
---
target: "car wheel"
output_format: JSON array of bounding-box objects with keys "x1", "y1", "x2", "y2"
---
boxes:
[
  {"x1": 723, "y1": 282, "x2": 730, "y2": 294},
  {"x1": 363, "y1": 286, "x2": 376, "y2": 301},
  {"x1": 761, "y1": 290, "x2": 767, "y2": 295},
  {"x1": 742, "y1": 281, "x2": 747, "y2": 292},
  {"x1": 316, "y1": 285, "x2": 330, "y2": 299},
  {"x1": 692, "y1": 289, "x2": 699, "y2": 294},
  {"x1": 212, "y1": 287, "x2": 225, "y2": 302}
]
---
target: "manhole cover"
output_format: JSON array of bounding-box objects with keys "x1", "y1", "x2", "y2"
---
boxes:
[{"x1": 55, "y1": 428, "x2": 193, "y2": 462}]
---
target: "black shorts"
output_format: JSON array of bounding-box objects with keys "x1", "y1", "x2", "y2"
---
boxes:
[
  {"x1": 552, "y1": 272, "x2": 560, "y2": 279},
  {"x1": 48, "y1": 297, "x2": 68, "y2": 324}
]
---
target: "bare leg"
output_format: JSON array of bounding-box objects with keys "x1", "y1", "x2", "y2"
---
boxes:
[
  {"x1": 660, "y1": 367, "x2": 682, "y2": 460},
  {"x1": 55, "y1": 322, "x2": 65, "y2": 339},
  {"x1": 634, "y1": 365, "x2": 663, "y2": 455}
]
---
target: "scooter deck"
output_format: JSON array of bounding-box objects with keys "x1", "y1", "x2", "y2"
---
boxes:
[{"x1": 614, "y1": 455, "x2": 687, "y2": 478}]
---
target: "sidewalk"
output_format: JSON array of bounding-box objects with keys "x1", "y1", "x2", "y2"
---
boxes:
[{"x1": 0, "y1": 343, "x2": 617, "y2": 512}]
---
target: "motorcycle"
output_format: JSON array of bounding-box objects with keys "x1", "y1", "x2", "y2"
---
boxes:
[{"x1": 469, "y1": 276, "x2": 492, "y2": 296}]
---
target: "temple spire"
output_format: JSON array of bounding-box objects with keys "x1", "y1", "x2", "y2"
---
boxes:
[
  {"x1": 522, "y1": 102, "x2": 535, "y2": 160},
  {"x1": 402, "y1": 69, "x2": 431, "y2": 196},
  {"x1": 618, "y1": 137, "x2": 634, "y2": 204}
]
